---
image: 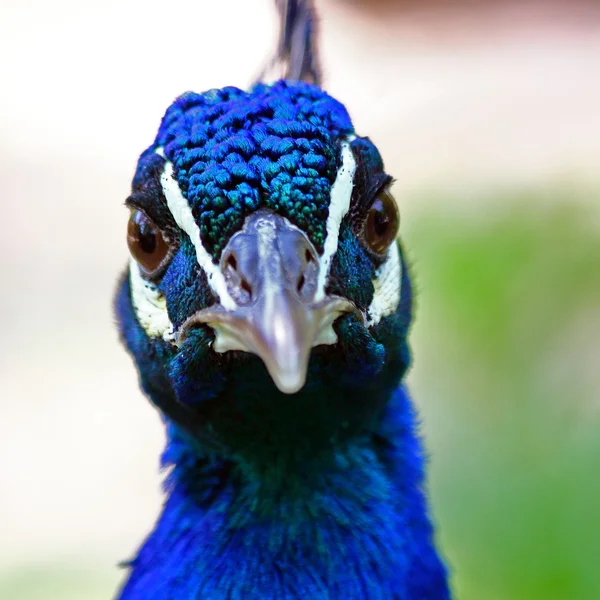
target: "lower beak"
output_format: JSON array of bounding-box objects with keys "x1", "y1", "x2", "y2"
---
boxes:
[{"x1": 177, "y1": 210, "x2": 362, "y2": 394}]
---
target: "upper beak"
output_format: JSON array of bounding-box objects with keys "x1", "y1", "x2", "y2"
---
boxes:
[{"x1": 177, "y1": 210, "x2": 362, "y2": 394}]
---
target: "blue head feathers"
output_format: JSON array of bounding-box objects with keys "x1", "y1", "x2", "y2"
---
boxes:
[
  {"x1": 155, "y1": 81, "x2": 353, "y2": 257},
  {"x1": 115, "y1": 80, "x2": 451, "y2": 599}
]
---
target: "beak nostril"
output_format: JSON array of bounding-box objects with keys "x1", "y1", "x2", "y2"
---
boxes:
[
  {"x1": 305, "y1": 248, "x2": 313, "y2": 264},
  {"x1": 226, "y1": 254, "x2": 238, "y2": 272},
  {"x1": 223, "y1": 250, "x2": 253, "y2": 304},
  {"x1": 240, "y1": 278, "x2": 253, "y2": 300},
  {"x1": 297, "y1": 273, "x2": 306, "y2": 294}
]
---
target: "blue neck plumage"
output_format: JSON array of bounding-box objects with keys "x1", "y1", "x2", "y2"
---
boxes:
[{"x1": 117, "y1": 384, "x2": 450, "y2": 600}]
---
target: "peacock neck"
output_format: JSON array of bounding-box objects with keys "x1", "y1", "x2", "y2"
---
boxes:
[{"x1": 118, "y1": 386, "x2": 450, "y2": 599}]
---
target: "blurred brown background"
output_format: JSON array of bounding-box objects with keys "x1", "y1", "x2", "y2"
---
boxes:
[{"x1": 1, "y1": 1, "x2": 599, "y2": 598}]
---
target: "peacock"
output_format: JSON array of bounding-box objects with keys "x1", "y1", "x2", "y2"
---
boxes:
[{"x1": 114, "y1": 1, "x2": 451, "y2": 598}]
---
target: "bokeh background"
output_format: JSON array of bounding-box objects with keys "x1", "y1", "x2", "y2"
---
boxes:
[{"x1": 1, "y1": 0, "x2": 599, "y2": 598}]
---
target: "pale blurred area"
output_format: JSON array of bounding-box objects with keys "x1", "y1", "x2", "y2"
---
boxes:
[{"x1": 1, "y1": 0, "x2": 600, "y2": 598}]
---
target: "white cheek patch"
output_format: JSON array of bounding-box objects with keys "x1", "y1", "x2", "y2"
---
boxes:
[
  {"x1": 366, "y1": 242, "x2": 402, "y2": 328},
  {"x1": 128, "y1": 259, "x2": 176, "y2": 342},
  {"x1": 315, "y1": 141, "x2": 357, "y2": 302},
  {"x1": 158, "y1": 155, "x2": 238, "y2": 311}
]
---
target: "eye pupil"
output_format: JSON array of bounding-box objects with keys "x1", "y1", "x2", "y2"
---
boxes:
[
  {"x1": 372, "y1": 203, "x2": 390, "y2": 238},
  {"x1": 363, "y1": 190, "x2": 399, "y2": 254},
  {"x1": 138, "y1": 222, "x2": 158, "y2": 254},
  {"x1": 127, "y1": 210, "x2": 170, "y2": 275}
]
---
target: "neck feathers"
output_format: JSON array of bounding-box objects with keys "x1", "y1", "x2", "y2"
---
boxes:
[{"x1": 117, "y1": 387, "x2": 450, "y2": 599}]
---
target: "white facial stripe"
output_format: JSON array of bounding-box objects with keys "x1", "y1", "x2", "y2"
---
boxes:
[
  {"x1": 367, "y1": 242, "x2": 402, "y2": 327},
  {"x1": 158, "y1": 159, "x2": 237, "y2": 311},
  {"x1": 315, "y1": 141, "x2": 357, "y2": 302},
  {"x1": 129, "y1": 259, "x2": 175, "y2": 342}
]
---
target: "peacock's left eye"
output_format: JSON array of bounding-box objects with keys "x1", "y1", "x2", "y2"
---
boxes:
[
  {"x1": 127, "y1": 209, "x2": 170, "y2": 275},
  {"x1": 363, "y1": 189, "x2": 399, "y2": 254}
]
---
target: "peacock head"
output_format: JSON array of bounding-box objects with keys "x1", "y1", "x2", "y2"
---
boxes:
[{"x1": 117, "y1": 81, "x2": 413, "y2": 452}]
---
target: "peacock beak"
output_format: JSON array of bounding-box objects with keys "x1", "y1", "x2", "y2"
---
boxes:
[{"x1": 177, "y1": 210, "x2": 362, "y2": 394}]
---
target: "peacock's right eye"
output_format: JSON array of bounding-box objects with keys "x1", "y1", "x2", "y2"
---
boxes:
[
  {"x1": 127, "y1": 209, "x2": 170, "y2": 275},
  {"x1": 362, "y1": 189, "x2": 399, "y2": 255}
]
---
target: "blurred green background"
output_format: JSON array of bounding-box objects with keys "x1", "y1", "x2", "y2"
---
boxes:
[
  {"x1": 411, "y1": 189, "x2": 600, "y2": 600},
  {"x1": 2, "y1": 0, "x2": 600, "y2": 599}
]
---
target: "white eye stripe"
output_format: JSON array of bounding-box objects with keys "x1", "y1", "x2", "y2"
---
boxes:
[
  {"x1": 316, "y1": 138, "x2": 402, "y2": 326},
  {"x1": 315, "y1": 140, "x2": 357, "y2": 302},
  {"x1": 366, "y1": 242, "x2": 402, "y2": 328},
  {"x1": 157, "y1": 154, "x2": 238, "y2": 311},
  {"x1": 128, "y1": 259, "x2": 175, "y2": 342}
]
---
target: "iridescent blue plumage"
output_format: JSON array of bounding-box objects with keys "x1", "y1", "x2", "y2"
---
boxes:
[
  {"x1": 115, "y1": 80, "x2": 451, "y2": 599},
  {"x1": 154, "y1": 81, "x2": 352, "y2": 257}
]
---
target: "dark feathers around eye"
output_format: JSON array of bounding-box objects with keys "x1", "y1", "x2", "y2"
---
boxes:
[
  {"x1": 324, "y1": 137, "x2": 396, "y2": 309},
  {"x1": 159, "y1": 239, "x2": 215, "y2": 331},
  {"x1": 125, "y1": 149, "x2": 179, "y2": 245},
  {"x1": 347, "y1": 136, "x2": 394, "y2": 266},
  {"x1": 326, "y1": 222, "x2": 376, "y2": 313},
  {"x1": 348, "y1": 137, "x2": 394, "y2": 231}
]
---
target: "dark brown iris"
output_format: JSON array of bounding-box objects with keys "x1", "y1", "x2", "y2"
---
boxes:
[
  {"x1": 127, "y1": 209, "x2": 169, "y2": 274},
  {"x1": 363, "y1": 189, "x2": 400, "y2": 254}
]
